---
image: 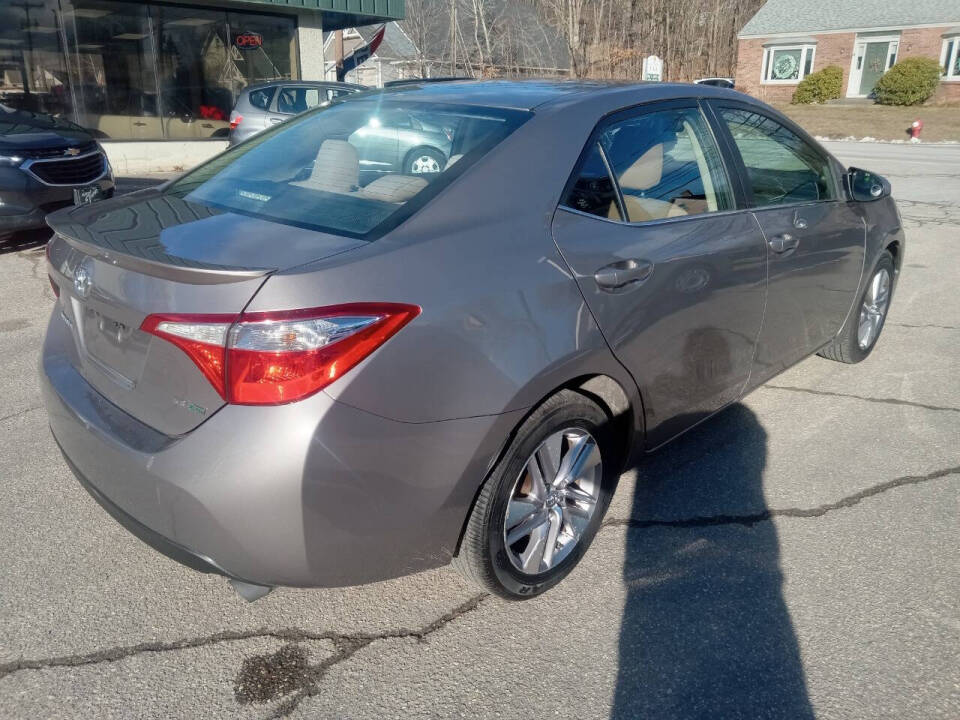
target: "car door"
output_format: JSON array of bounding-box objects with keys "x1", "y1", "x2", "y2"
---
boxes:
[
  {"x1": 349, "y1": 109, "x2": 402, "y2": 175},
  {"x1": 708, "y1": 103, "x2": 865, "y2": 386},
  {"x1": 552, "y1": 101, "x2": 767, "y2": 448}
]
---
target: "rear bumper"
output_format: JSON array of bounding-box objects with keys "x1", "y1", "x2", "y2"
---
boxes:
[{"x1": 41, "y1": 330, "x2": 519, "y2": 588}]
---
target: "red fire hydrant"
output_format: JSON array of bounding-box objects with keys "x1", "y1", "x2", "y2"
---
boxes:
[{"x1": 910, "y1": 119, "x2": 923, "y2": 142}]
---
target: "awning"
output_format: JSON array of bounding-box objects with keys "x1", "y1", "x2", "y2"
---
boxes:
[{"x1": 209, "y1": 0, "x2": 405, "y2": 30}]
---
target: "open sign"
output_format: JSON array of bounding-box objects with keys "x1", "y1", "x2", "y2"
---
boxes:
[{"x1": 234, "y1": 31, "x2": 263, "y2": 49}]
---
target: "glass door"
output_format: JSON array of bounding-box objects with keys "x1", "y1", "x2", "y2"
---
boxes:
[{"x1": 859, "y1": 42, "x2": 889, "y2": 96}]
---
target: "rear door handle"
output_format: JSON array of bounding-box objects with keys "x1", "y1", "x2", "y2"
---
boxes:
[
  {"x1": 594, "y1": 259, "x2": 653, "y2": 290},
  {"x1": 768, "y1": 233, "x2": 799, "y2": 254},
  {"x1": 269, "y1": 117, "x2": 283, "y2": 124}
]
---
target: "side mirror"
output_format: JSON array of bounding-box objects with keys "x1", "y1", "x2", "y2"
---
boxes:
[{"x1": 847, "y1": 167, "x2": 891, "y2": 202}]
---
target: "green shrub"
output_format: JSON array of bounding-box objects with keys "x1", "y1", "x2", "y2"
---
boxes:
[
  {"x1": 874, "y1": 57, "x2": 942, "y2": 105},
  {"x1": 791, "y1": 65, "x2": 844, "y2": 104}
]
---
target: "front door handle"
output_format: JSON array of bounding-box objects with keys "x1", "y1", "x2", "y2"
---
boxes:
[
  {"x1": 269, "y1": 117, "x2": 283, "y2": 124},
  {"x1": 594, "y1": 259, "x2": 653, "y2": 290},
  {"x1": 768, "y1": 233, "x2": 799, "y2": 254}
]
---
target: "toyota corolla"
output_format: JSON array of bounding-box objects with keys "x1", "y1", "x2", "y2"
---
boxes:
[{"x1": 41, "y1": 81, "x2": 903, "y2": 601}]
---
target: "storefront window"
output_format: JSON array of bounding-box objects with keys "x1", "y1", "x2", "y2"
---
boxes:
[
  {"x1": 0, "y1": 0, "x2": 297, "y2": 140},
  {"x1": 0, "y1": 1, "x2": 71, "y2": 117},
  {"x1": 61, "y1": 1, "x2": 161, "y2": 139}
]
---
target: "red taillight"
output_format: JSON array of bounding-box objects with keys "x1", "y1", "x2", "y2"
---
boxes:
[
  {"x1": 229, "y1": 113, "x2": 243, "y2": 130},
  {"x1": 140, "y1": 304, "x2": 420, "y2": 406}
]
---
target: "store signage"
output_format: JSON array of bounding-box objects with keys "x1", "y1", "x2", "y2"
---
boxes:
[
  {"x1": 234, "y1": 31, "x2": 263, "y2": 50},
  {"x1": 643, "y1": 55, "x2": 663, "y2": 82}
]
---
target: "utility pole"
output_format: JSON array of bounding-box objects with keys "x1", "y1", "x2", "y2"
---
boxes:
[
  {"x1": 335, "y1": 29, "x2": 345, "y2": 81},
  {"x1": 449, "y1": 0, "x2": 457, "y2": 73}
]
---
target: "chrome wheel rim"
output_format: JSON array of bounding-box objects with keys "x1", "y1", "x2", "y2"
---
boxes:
[
  {"x1": 858, "y1": 267, "x2": 891, "y2": 350},
  {"x1": 411, "y1": 155, "x2": 441, "y2": 174},
  {"x1": 503, "y1": 427, "x2": 602, "y2": 575}
]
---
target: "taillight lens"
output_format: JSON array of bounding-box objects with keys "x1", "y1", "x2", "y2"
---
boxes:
[
  {"x1": 229, "y1": 112, "x2": 243, "y2": 130},
  {"x1": 140, "y1": 304, "x2": 420, "y2": 406}
]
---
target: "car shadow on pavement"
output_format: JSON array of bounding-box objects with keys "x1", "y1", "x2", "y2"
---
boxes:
[{"x1": 612, "y1": 403, "x2": 815, "y2": 719}]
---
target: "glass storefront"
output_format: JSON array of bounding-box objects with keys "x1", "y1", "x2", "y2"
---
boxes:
[{"x1": 0, "y1": 0, "x2": 298, "y2": 140}]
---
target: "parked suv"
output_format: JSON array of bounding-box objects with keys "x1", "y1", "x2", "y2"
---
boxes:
[
  {"x1": 0, "y1": 104, "x2": 114, "y2": 238},
  {"x1": 228, "y1": 80, "x2": 365, "y2": 145}
]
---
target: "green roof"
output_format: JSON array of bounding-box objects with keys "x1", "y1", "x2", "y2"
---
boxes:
[{"x1": 226, "y1": 0, "x2": 404, "y2": 30}]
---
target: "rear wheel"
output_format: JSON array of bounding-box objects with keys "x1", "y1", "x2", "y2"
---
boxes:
[
  {"x1": 405, "y1": 147, "x2": 445, "y2": 175},
  {"x1": 454, "y1": 390, "x2": 618, "y2": 599},
  {"x1": 819, "y1": 251, "x2": 894, "y2": 364}
]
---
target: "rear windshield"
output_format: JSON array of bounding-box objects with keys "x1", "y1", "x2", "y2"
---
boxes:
[{"x1": 167, "y1": 98, "x2": 530, "y2": 239}]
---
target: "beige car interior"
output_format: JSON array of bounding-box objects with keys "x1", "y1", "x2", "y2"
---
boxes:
[
  {"x1": 291, "y1": 139, "x2": 431, "y2": 204},
  {"x1": 608, "y1": 120, "x2": 721, "y2": 222}
]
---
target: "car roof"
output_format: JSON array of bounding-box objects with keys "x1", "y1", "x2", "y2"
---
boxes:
[{"x1": 348, "y1": 79, "x2": 756, "y2": 112}]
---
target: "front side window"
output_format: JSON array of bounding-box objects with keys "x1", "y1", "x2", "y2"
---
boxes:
[
  {"x1": 762, "y1": 45, "x2": 816, "y2": 83},
  {"x1": 720, "y1": 108, "x2": 836, "y2": 206},
  {"x1": 942, "y1": 38, "x2": 960, "y2": 79},
  {"x1": 277, "y1": 87, "x2": 323, "y2": 114},
  {"x1": 168, "y1": 99, "x2": 530, "y2": 238}
]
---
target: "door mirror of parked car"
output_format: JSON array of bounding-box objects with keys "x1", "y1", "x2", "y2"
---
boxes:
[{"x1": 847, "y1": 167, "x2": 891, "y2": 202}]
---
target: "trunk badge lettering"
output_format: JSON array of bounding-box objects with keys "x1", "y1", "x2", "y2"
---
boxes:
[
  {"x1": 74, "y1": 258, "x2": 93, "y2": 299},
  {"x1": 174, "y1": 399, "x2": 208, "y2": 417}
]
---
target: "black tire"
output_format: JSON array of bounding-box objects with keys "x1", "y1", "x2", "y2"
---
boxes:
[
  {"x1": 453, "y1": 390, "x2": 618, "y2": 599},
  {"x1": 404, "y1": 147, "x2": 445, "y2": 175},
  {"x1": 819, "y1": 250, "x2": 895, "y2": 364}
]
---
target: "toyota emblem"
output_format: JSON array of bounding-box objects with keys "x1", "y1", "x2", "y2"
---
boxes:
[{"x1": 74, "y1": 258, "x2": 93, "y2": 298}]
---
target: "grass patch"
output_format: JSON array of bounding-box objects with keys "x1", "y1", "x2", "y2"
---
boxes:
[{"x1": 774, "y1": 103, "x2": 960, "y2": 142}]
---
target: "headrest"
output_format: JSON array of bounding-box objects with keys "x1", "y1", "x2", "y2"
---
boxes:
[
  {"x1": 618, "y1": 144, "x2": 663, "y2": 191},
  {"x1": 313, "y1": 139, "x2": 359, "y2": 192},
  {"x1": 358, "y1": 175, "x2": 428, "y2": 203}
]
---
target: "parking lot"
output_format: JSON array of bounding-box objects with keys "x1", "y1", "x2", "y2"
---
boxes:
[{"x1": 1, "y1": 142, "x2": 958, "y2": 719}]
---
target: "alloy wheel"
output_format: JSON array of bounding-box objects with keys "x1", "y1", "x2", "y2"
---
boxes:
[
  {"x1": 410, "y1": 155, "x2": 441, "y2": 174},
  {"x1": 857, "y1": 267, "x2": 891, "y2": 350},
  {"x1": 503, "y1": 427, "x2": 602, "y2": 575}
]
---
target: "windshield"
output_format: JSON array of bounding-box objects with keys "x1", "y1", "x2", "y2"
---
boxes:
[{"x1": 167, "y1": 98, "x2": 530, "y2": 239}]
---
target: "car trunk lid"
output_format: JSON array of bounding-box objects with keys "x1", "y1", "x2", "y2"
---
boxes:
[{"x1": 45, "y1": 191, "x2": 365, "y2": 435}]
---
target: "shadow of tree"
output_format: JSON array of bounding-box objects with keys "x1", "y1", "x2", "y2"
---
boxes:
[{"x1": 612, "y1": 403, "x2": 814, "y2": 719}]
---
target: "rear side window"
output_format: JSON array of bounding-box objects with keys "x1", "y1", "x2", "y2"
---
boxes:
[
  {"x1": 720, "y1": 108, "x2": 836, "y2": 206},
  {"x1": 600, "y1": 107, "x2": 733, "y2": 222},
  {"x1": 563, "y1": 143, "x2": 621, "y2": 220},
  {"x1": 563, "y1": 106, "x2": 733, "y2": 224},
  {"x1": 248, "y1": 87, "x2": 275, "y2": 111}
]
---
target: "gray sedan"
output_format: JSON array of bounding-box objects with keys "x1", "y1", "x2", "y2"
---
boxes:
[{"x1": 41, "y1": 81, "x2": 903, "y2": 601}]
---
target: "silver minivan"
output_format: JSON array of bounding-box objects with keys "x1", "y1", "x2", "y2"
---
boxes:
[{"x1": 228, "y1": 80, "x2": 364, "y2": 145}]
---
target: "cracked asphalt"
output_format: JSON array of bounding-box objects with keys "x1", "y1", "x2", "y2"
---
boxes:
[{"x1": 1, "y1": 144, "x2": 958, "y2": 719}]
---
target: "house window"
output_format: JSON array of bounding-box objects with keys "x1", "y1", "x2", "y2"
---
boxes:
[
  {"x1": 942, "y1": 38, "x2": 960, "y2": 80},
  {"x1": 761, "y1": 44, "x2": 816, "y2": 83}
]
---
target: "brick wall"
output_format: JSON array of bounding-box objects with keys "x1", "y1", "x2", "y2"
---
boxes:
[
  {"x1": 736, "y1": 27, "x2": 959, "y2": 104},
  {"x1": 899, "y1": 27, "x2": 947, "y2": 61}
]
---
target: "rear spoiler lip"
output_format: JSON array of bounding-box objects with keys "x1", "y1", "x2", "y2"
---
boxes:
[{"x1": 48, "y1": 221, "x2": 272, "y2": 286}]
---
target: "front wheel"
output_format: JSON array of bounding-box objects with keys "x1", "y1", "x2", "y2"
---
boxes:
[
  {"x1": 819, "y1": 250, "x2": 894, "y2": 364},
  {"x1": 454, "y1": 390, "x2": 618, "y2": 599}
]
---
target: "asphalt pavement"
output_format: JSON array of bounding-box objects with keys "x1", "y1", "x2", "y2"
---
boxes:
[{"x1": 0, "y1": 144, "x2": 957, "y2": 719}]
